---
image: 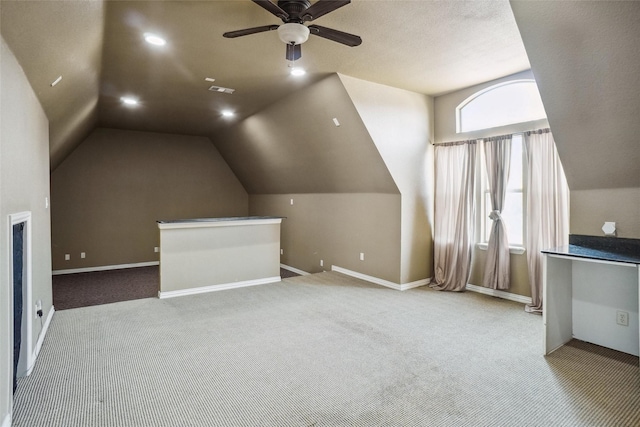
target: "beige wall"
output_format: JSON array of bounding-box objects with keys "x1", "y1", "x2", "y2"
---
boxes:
[
  {"x1": 214, "y1": 74, "x2": 411, "y2": 283},
  {"x1": 339, "y1": 75, "x2": 435, "y2": 283},
  {"x1": 219, "y1": 73, "x2": 434, "y2": 284},
  {"x1": 434, "y1": 70, "x2": 551, "y2": 298},
  {"x1": 50, "y1": 128, "x2": 248, "y2": 270},
  {"x1": 0, "y1": 38, "x2": 53, "y2": 424},
  {"x1": 250, "y1": 194, "x2": 402, "y2": 283},
  {"x1": 570, "y1": 188, "x2": 640, "y2": 239}
]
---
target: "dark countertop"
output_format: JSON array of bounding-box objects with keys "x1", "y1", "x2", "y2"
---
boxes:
[
  {"x1": 542, "y1": 234, "x2": 640, "y2": 265},
  {"x1": 157, "y1": 216, "x2": 285, "y2": 224}
]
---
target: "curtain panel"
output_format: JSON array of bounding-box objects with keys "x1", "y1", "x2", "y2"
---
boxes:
[
  {"x1": 482, "y1": 135, "x2": 512, "y2": 290},
  {"x1": 524, "y1": 130, "x2": 569, "y2": 313},
  {"x1": 431, "y1": 141, "x2": 477, "y2": 292}
]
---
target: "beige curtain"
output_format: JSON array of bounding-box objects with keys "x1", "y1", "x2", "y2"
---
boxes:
[
  {"x1": 431, "y1": 141, "x2": 477, "y2": 292},
  {"x1": 482, "y1": 135, "x2": 512, "y2": 290},
  {"x1": 524, "y1": 130, "x2": 569, "y2": 313}
]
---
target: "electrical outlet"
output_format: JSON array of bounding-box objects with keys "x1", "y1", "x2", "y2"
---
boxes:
[
  {"x1": 154, "y1": 247, "x2": 159, "y2": 253},
  {"x1": 617, "y1": 310, "x2": 629, "y2": 326},
  {"x1": 280, "y1": 249, "x2": 284, "y2": 255},
  {"x1": 81, "y1": 252, "x2": 86, "y2": 259},
  {"x1": 320, "y1": 259, "x2": 323, "y2": 267},
  {"x1": 359, "y1": 252, "x2": 365, "y2": 261},
  {"x1": 64, "y1": 254, "x2": 70, "y2": 261},
  {"x1": 290, "y1": 198, "x2": 294, "y2": 205}
]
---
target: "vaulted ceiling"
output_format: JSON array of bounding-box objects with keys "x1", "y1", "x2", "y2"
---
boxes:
[
  {"x1": 1, "y1": 0, "x2": 530, "y2": 170},
  {"x1": 4, "y1": 1, "x2": 637, "y2": 193}
]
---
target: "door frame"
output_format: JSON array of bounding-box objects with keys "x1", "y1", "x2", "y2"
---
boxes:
[{"x1": 8, "y1": 212, "x2": 33, "y2": 381}]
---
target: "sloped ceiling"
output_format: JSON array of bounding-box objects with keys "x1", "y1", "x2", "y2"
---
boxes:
[
  {"x1": 1, "y1": 0, "x2": 530, "y2": 171},
  {"x1": 510, "y1": 0, "x2": 640, "y2": 190},
  {"x1": 0, "y1": 0, "x2": 104, "y2": 168},
  {"x1": 212, "y1": 74, "x2": 398, "y2": 194}
]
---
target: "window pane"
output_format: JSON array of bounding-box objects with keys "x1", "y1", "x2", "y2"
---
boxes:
[
  {"x1": 503, "y1": 192, "x2": 523, "y2": 246},
  {"x1": 458, "y1": 81, "x2": 546, "y2": 133}
]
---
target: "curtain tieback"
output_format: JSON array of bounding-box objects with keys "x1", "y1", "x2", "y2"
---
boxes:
[{"x1": 489, "y1": 210, "x2": 503, "y2": 221}]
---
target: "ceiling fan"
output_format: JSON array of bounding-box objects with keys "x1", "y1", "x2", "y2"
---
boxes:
[{"x1": 223, "y1": 0, "x2": 362, "y2": 61}]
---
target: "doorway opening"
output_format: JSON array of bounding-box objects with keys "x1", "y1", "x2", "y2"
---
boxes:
[{"x1": 10, "y1": 211, "x2": 33, "y2": 393}]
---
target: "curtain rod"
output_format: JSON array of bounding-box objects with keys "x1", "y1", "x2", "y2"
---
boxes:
[
  {"x1": 433, "y1": 139, "x2": 477, "y2": 147},
  {"x1": 434, "y1": 128, "x2": 551, "y2": 146}
]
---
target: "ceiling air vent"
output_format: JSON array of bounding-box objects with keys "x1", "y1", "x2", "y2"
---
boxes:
[{"x1": 208, "y1": 85, "x2": 235, "y2": 94}]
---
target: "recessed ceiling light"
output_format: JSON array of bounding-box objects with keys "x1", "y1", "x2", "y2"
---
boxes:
[
  {"x1": 120, "y1": 97, "x2": 139, "y2": 106},
  {"x1": 144, "y1": 33, "x2": 166, "y2": 46},
  {"x1": 221, "y1": 110, "x2": 235, "y2": 118},
  {"x1": 290, "y1": 67, "x2": 306, "y2": 76}
]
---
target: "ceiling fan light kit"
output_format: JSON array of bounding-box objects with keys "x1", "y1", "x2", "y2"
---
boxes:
[
  {"x1": 277, "y1": 23, "x2": 309, "y2": 45},
  {"x1": 223, "y1": 0, "x2": 361, "y2": 62}
]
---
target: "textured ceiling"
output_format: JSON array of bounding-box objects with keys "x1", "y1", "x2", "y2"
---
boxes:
[{"x1": 1, "y1": 0, "x2": 530, "y2": 169}]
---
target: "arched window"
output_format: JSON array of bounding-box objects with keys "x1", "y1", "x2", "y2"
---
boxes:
[{"x1": 456, "y1": 80, "x2": 546, "y2": 133}]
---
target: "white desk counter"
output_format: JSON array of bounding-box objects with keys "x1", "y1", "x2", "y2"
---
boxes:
[
  {"x1": 542, "y1": 235, "x2": 640, "y2": 357},
  {"x1": 157, "y1": 216, "x2": 284, "y2": 299}
]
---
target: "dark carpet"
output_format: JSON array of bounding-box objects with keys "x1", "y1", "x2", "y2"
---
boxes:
[
  {"x1": 52, "y1": 266, "x2": 159, "y2": 310},
  {"x1": 53, "y1": 266, "x2": 299, "y2": 310}
]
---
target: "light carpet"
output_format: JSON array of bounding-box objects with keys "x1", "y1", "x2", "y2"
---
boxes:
[{"x1": 13, "y1": 272, "x2": 640, "y2": 426}]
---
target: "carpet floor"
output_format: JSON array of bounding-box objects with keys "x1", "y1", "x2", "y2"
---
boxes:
[{"x1": 14, "y1": 272, "x2": 640, "y2": 426}]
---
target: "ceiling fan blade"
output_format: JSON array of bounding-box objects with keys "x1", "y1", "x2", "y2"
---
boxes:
[
  {"x1": 308, "y1": 24, "x2": 362, "y2": 46},
  {"x1": 286, "y1": 43, "x2": 302, "y2": 61},
  {"x1": 223, "y1": 25, "x2": 279, "y2": 38},
  {"x1": 252, "y1": 0, "x2": 289, "y2": 20},
  {"x1": 302, "y1": 0, "x2": 350, "y2": 22}
]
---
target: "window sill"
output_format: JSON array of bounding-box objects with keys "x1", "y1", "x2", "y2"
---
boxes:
[{"x1": 476, "y1": 243, "x2": 526, "y2": 255}]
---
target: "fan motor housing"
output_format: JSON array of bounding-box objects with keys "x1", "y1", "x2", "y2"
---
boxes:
[{"x1": 278, "y1": 0, "x2": 311, "y2": 21}]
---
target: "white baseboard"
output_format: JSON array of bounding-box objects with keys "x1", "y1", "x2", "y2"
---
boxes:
[
  {"x1": 158, "y1": 276, "x2": 281, "y2": 299},
  {"x1": 466, "y1": 283, "x2": 533, "y2": 305},
  {"x1": 52, "y1": 261, "x2": 159, "y2": 275},
  {"x1": 280, "y1": 264, "x2": 311, "y2": 276},
  {"x1": 2, "y1": 412, "x2": 11, "y2": 427},
  {"x1": 331, "y1": 266, "x2": 430, "y2": 291},
  {"x1": 26, "y1": 305, "x2": 55, "y2": 376},
  {"x1": 29, "y1": 305, "x2": 55, "y2": 374}
]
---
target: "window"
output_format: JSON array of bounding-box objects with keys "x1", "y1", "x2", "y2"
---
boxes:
[
  {"x1": 457, "y1": 80, "x2": 546, "y2": 133},
  {"x1": 480, "y1": 134, "x2": 525, "y2": 247}
]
